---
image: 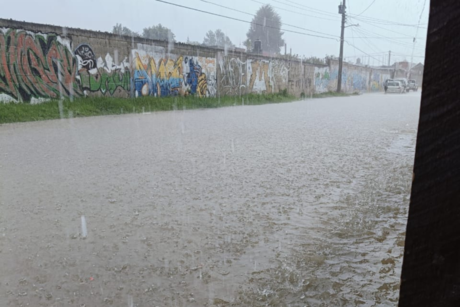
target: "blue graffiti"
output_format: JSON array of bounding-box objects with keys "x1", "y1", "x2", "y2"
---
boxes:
[
  {"x1": 185, "y1": 57, "x2": 202, "y2": 95},
  {"x1": 314, "y1": 69, "x2": 330, "y2": 93},
  {"x1": 352, "y1": 73, "x2": 366, "y2": 91},
  {"x1": 134, "y1": 69, "x2": 150, "y2": 97},
  {"x1": 134, "y1": 71, "x2": 183, "y2": 98},
  {"x1": 330, "y1": 68, "x2": 367, "y2": 92}
]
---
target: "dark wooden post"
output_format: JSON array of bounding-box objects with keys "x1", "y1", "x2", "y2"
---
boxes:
[{"x1": 399, "y1": 1, "x2": 460, "y2": 306}]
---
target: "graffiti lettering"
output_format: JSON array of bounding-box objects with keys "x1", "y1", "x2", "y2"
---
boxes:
[
  {"x1": 132, "y1": 46, "x2": 216, "y2": 98},
  {"x1": 217, "y1": 55, "x2": 247, "y2": 96},
  {"x1": 218, "y1": 53, "x2": 288, "y2": 96},
  {"x1": 314, "y1": 67, "x2": 330, "y2": 93},
  {"x1": 0, "y1": 29, "x2": 80, "y2": 102},
  {"x1": 74, "y1": 44, "x2": 96, "y2": 70},
  {"x1": 75, "y1": 46, "x2": 130, "y2": 96}
]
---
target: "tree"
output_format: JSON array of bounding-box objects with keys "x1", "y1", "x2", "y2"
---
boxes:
[
  {"x1": 203, "y1": 29, "x2": 234, "y2": 48},
  {"x1": 303, "y1": 56, "x2": 326, "y2": 65},
  {"x1": 324, "y1": 55, "x2": 336, "y2": 65},
  {"x1": 246, "y1": 5, "x2": 285, "y2": 54},
  {"x1": 186, "y1": 37, "x2": 201, "y2": 46},
  {"x1": 112, "y1": 23, "x2": 140, "y2": 37},
  {"x1": 203, "y1": 30, "x2": 216, "y2": 46},
  {"x1": 142, "y1": 24, "x2": 175, "y2": 41}
]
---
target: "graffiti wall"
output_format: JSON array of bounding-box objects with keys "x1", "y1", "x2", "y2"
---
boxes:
[
  {"x1": 313, "y1": 61, "x2": 392, "y2": 93},
  {"x1": 288, "y1": 62, "x2": 313, "y2": 96},
  {"x1": 329, "y1": 67, "x2": 368, "y2": 93},
  {"x1": 314, "y1": 66, "x2": 330, "y2": 93},
  {"x1": 0, "y1": 27, "x2": 131, "y2": 102},
  {"x1": 132, "y1": 45, "x2": 216, "y2": 98},
  {"x1": 0, "y1": 21, "x2": 391, "y2": 102},
  {"x1": 217, "y1": 53, "x2": 288, "y2": 96},
  {"x1": 75, "y1": 44, "x2": 130, "y2": 97},
  {"x1": 369, "y1": 70, "x2": 391, "y2": 92},
  {"x1": 0, "y1": 28, "x2": 80, "y2": 102},
  {"x1": 217, "y1": 54, "x2": 247, "y2": 96},
  {"x1": 315, "y1": 61, "x2": 370, "y2": 93}
]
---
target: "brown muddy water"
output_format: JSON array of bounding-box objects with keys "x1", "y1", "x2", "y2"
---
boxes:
[{"x1": 0, "y1": 92, "x2": 421, "y2": 306}]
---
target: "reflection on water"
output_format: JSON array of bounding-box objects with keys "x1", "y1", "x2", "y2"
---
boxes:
[{"x1": 0, "y1": 93, "x2": 420, "y2": 306}]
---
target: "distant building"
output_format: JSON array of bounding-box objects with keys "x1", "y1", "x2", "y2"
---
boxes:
[
  {"x1": 252, "y1": 39, "x2": 262, "y2": 54},
  {"x1": 409, "y1": 63, "x2": 424, "y2": 85},
  {"x1": 391, "y1": 61, "x2": 424, "y2": 85}
]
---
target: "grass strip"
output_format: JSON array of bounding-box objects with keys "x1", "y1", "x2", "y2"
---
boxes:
[{"x1": 0, "y1": 91, "x2": 356, "y2": 124}]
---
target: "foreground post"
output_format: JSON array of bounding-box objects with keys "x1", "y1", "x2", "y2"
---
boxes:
[
  {"x1": 399, "y1": 1, "x2": 460, "y2": 306},
  {"x1": 337, "y1": 0, "x2": 346, "y2": 93}
]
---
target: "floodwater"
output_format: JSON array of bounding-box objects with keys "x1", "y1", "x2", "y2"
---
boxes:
[{"x1": 0, "y1": 92, "x2": 420, "y2": 306}]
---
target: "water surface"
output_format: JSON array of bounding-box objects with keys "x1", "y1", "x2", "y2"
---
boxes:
[{"x1": 0, "y1": 92, "x2": 420, "y2": 306}]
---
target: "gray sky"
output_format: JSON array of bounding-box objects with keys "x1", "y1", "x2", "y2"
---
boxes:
[{"x1": 2, "y1": 0, "x2": 429, "y2": 65}]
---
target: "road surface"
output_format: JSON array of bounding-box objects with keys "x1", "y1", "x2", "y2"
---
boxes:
[{"x1": 0, "y1": 92, "x2": 421, "y2": 306}]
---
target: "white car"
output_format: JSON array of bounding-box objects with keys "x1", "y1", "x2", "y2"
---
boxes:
[{"x1": 385, "y1": 81, "x2": 405, "y2": 94}]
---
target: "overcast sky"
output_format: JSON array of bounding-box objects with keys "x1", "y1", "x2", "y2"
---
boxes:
[{"x1": 2, "y1": 0, "x2": 429, "y2": 65}]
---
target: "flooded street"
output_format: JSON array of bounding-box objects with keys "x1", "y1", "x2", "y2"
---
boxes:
[{"x1": 0, "y1": 92, "x2": 420, "y2": 307}]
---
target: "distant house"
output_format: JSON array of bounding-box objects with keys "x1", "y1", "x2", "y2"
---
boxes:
[
  {"x1": 410, "y1": 63, "x2": 424, "y2": 85},
  {"x1": 391, "y1": 61, "x2": 424, "y2": 85}
]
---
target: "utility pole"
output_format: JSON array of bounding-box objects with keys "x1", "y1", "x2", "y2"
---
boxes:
[
  {"x1": 388, "y1": 50, "x2": 391, "y2": 66},
  {"x1": 337, "y1": 0, "x2": 346, "y2": 92},
  {"x1": 408, "y1": 37, "x2": 416, "y2": 79}
]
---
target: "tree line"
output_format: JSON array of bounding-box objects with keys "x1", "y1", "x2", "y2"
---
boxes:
[
  {"x1": 112, "y1": 4, "x2": 332, "y2": 62},
  {"x1": 112, "y1": 5, "x2": 284, "y2": 52}
]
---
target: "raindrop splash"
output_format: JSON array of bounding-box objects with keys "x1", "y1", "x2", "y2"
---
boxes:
[{"x1": 81, "y1": 216, "x2": 87, "y2": 238}]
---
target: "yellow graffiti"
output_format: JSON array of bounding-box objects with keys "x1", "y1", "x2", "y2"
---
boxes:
[
  {"x1": 149, "y1": 57, "x2": 156, "y2": 77},
  {"x1": 197, "y1": 73, "x2": 207, "y2": 97},
  {"x1": 134, "y1": 52, "x2": 145, "y2": 72},
  {"x1": 249, "y1": 61, "x2": 272, "y2": 93}
]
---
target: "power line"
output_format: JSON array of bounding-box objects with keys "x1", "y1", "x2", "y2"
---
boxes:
[
  {"x1": 408, "y1": 0, "x2": 428, "y2": 76},
  {"x1": 350, "y1": 26, "x2": 357, "y2": 59},
  {"x1": 344, "y1": 52, "x2": 425, "y2": 59},
  {"x1": 354, "y1": 27, "x2": 426, "y2": 51},
  {"x1": 349, "y1": 16, "x2": 423, "y2": 39},
  {"x1": 348, "y1": 14, "x2": 427, "y2": 27},
  {"x1": 200, "y1": 0, "x2": 253, "y2": 16},
  {"x1": 272, "y1": 0, "x2": 340, "y2": 18},
  {"x1": 283, "y1": 0, "x2": 341, "y2": 17},
  {"x1": 249, "y1": 0, "x2": 339, "y2": 21},
  {"x1": 351, "y1": 36, "x2": 424, "y2": 39},
  {"x1": 392, "y1": 53, "x2": 426, "y2": 58},
  {"x1": 355, "y1": 0, "x2": 377, "y2": 16},
  {"x1": 344, "y1": 40, "x2": 385, "y2": 64},
  {"x1": 199, "y1": 0, "x2": 338, "y2": 38},
  {"x1": 344, "y1": 52, "x2": 389, "y2": 58},
  {"x1": 353, "y1": 28, "x2": 384, "y2": 54},
  {"x1": 156, "y1": 0, "x2": 338, "y2": 40},
  {"x1": 350, "y1": 15, "x2": 427, "y2": 29},
  {"x1": 279, "y1": 0, "x2": 426, "y2": 29},
  {"x1": 352, "y1": 31, "x2": 424, "y2": 62}
]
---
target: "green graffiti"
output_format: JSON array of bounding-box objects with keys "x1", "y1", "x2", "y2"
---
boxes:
[
  {"x1": 79, "y1": 69, "x2": 130, "y2": 95},
  {"x1": 0, "y1": 28, "x2": 81, "y2": 102}
]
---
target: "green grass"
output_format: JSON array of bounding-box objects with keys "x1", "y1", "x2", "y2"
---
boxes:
[
  {"x1": 0, "y1": 92, "x2": 298, "y2": 124},
  {"x1": 311, "y1": 91, "x2": 359, "y2": 98}
]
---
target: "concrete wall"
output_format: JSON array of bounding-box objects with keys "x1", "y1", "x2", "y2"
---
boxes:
[
  {"x1": 0, "y1": 18, "x2": 391, "y2": 103},
  {"x1": 0, "y1": 19, "x2": 316, "y2": 103},
  {"x1": 369, "y1": 68, "x2": 392, "y2": 92},
  {"x1": 313, "y1": 60, "x2": 394, "y2": 93}
]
